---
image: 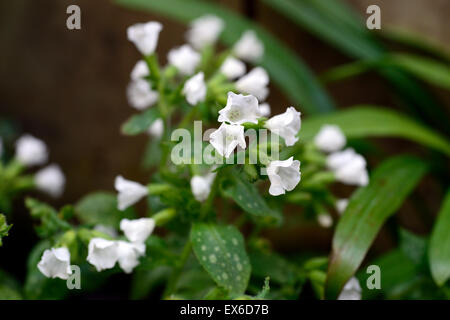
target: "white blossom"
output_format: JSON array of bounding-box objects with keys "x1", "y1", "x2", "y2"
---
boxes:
[
  {"x1": 127, "y1": 78, "x2": 159, "y2": 110},
  {"x1": 115, "y1": 176, "x2": 149, "y2": 211},
  {"x1": 266, "y1": 157, "x2": 301, "y2": 196},
  {"x1": 15, "y1": 134, "x2": 48, "y2": 167},
  {"x1": 87, "y1": 238, "x2": 119, "y2": 272},
  {"x1": 94, "y1": 224, "x2": 118, "y2": 238},
  {"x1": 218, "y1": 92, "x2": 261, "y2": 125},
  {"x1": 220, "y1": 57, "x2": 246, "y2": 80},
  {"x1": 336, "y1": 198, "x2": 349, "y2": 215},
  {"x1": 265, "y1": 107, "x2": 301, "y2": 146},
  {"x1": 190, "y1": 173, "x2": 216, "y2": 202},
  {"x1": 186, "y1": 15, "x2": 224, "y2": 50},
  {"x1": 35, "y1": 164, "x2": 66, "y2": 198},
  {"x1": 317, "y1": 213, "x2": 333, "y2": 228},
  {"x1": 37, "y1": 247, "x2": 72, "y2": 280},
  {"x1": 127, "y1": 21, "x2": 162, "y2": 56},
  {"x1": 259, "y1": 103, "x2": 271, "y2": 117},
  {"x1": 235, "y1": 67, "x2": 269, "y2": 101},
  {"x1": 167, "y1": 45, "x2": 201, "y2": 76},
  {"x1": 120, "y1": 218, "x2": 155, "y2": 243},
  {"x1": 209, "y1": 123, "x2": 246, "y2": 158},
  {"x1": 327, "y1": 149, "x2": 369, "y2": 186},
  {"x1": 338, "y1": 277, "x2": 362, "y2": 300},
  {"x1": 130, "y1": 60, "x2": 149, "y2": 80},
  {"x1": 117, "y1": 241, "x2": 146, "y2": 273},
  {"x1": 147, "y1": 118, "x2": 164, "y2": 139},
  {"x1": 183, "y1": 72, "x2": 207, "y2": 105},
  {"x1": 233, "y1": 30, "x2": 264, "y2": 63},
  {"x1": 314, "y1": 125, "x2": 346, "y2": 153}
]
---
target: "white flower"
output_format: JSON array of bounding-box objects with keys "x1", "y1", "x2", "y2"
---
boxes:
[
  {"x1": 336, "y1": 198, "x2": 349, "y2": 215},
  {"x1": 87, "y1": 238, "x2": 119, "y2": 272},
  {"x1": 115, "y1": 176, "x2": 149, "y2": 211},
  {"x1": 265, "y1": 107, "x2": 301, "y2": 146},
  {"x1": 317, "y1": 213, "x2": 333, "y2": 228},
  {"x1": 94, "y1": 224, "x2": 118, "y2": 238},
  {"x1": 266, "y1": 157, "x2": 301, "y2": 196},
  {"x1": 220, "y1": 57, "x2": 246, "y2": 80},
  {"x1": 338, "y1": 277, "x2": 362, "y2": 300},
  {"x1": 235, "y1": 67, "x2": 269, "y2": 101},
  {"x1": 120, "y1": 218, "x2": 155, "y2": 243},
  {"x1": 147, "y1": 118, "x2": 164, "y2": 139},
  {"x1": 259, "y1": 103, "x2": 271, "y2": 117},
  {"x1": 209, "y1": 123, "x2": 246, "y2": 158},
  {"x1": 314, "y1": 125, "x2": 346, "y2": 153},
  {"x1": 130, "y1": 60, "x2": 149, "y2": 80},
  {"x1": 35, "y1": 164, "x2": 66, "y2": 198},
  {"x1": 127, "y1": 79, "x2": 159, "y2": 110},
  {"x1": 186, "y1": 15, "x2": 224, "y2": 50},
  {"x1": 15, "y1": 134, "x2": 48, "y2": 166},
  {"x1": 37, "y1": 247, "x2": 72, "y2": 280},
  {"x1": 233, "y1": 30, "x2": 264, "y2": 63},
  {"x1": 183, "y1": 72, "x2": 207, "y2": 105},
  {"x1": 117, "y1": 241, "x2": 146, "y2": 273},
  {"x1": 127, "y1": 21, "x2": 162, "y2": 56},
  {"x1": 327, "y1": 149, "x2": 369, "y2": 186},
  {"x1": 167, "y1": 45, "x2": 201, "y2": 76},
  {"x1": 190, "y1": 173, "x2": 216, "y2": 202},
  {"x1": 218, "y1": 92, "x2": 261, "y2": 125}
]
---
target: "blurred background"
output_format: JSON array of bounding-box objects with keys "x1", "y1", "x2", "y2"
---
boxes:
[{"x1": 0, "y1": 0, "x2": 449, "y2": 296}]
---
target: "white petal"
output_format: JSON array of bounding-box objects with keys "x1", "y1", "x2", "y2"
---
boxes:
[
  {"x1": 37, "y1": 247, "x2": 72, "y2": 280},
  {"x1": 338, "y1": 277, "x2": 362, "y2": 300},
  {"x1": 236, "y1": 67, "x2": 269, "y2": 101},
  {"x1": 168, "y1": 45, "x2": 201, "y2": 76},
  {"x1": 120, "y1": 218, "x2": 155, "y2": 243},
  {"x1": 186, "y1": 15, "x2": 224, "y2": 50},
  {"x1": 190, "y1": 173, "x2": 216, "y2": 202},
  {"x1": 326, "y1": 148, "x2": 357, "y2": 171},
  {"x1": 147, "y1": 118, "x2": 164, "y2": 139},
  {"x1": 15, "y1": 134, "x2": 48, "y2": 166},
  {"x1": 183, "y1": 72, "x2": 207, "y2": 105},
  {"x1": 336, "y1": 199, "x2": 349, "y2": 215},
  {"x1": 317, "y1": 214, "x2": 333, "y2": 228},
  {"x1": 259, "y1": 103, "x2": 271, "y2": 117},
  {"x1": 35, "y1": 164, "x2": 65, "y2": 198},
  {"x1": 117, "y1": 241, "x2": 146, "y2": 273},
  {"x1": 314, "y1": 125, "x2": 346, "y2": 153},
  {"x1": 267, "y1": 157, "x2": 301, "y2": 196},
  {"x1": 127, "y1": 79, "x2": 159, "y2": 110},
  {"x1": 233, "y1": 30, "x2": 264, "y2": 63},
  {"x1": 220, "y1": 57, "x2": 246, "y2": 80},
  {"x1": 218, "y1": 92, "x2": 261, "y2": 125},
  {"x1": 87, "y1": 238, "x2": 119, "y2": 272},
  {"x1": 127, "y1": 22, "x2": 162, "y2": 56},
  {"x1": 115, "y1": 176, "x2": 149, "y2": 211},
  {"x1": 209, "y1": 123, "x2": 246, "y2": 157},
  {"x1": 130, "y1": 60, "x2": 149, "y2": 80},
  {"x1": 265, "y1": 107, "x2": 301, "y2": 146}
]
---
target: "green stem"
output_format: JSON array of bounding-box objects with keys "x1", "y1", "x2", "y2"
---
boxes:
[{"x1": 163, "y1": 239, "x2": 192, "y2": 299}]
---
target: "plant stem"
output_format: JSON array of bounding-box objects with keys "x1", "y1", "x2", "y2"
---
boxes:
[{"x1": 163, "y1": 239, "x2": 192, "y2": 299}]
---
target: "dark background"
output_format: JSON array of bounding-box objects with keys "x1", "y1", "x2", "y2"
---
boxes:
[{"x1": 0, "y1": 0, "x2": 449, "y2": 290}]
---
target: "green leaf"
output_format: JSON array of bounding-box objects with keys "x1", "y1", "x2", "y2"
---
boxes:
[
  {"x1": 115, "y1": 0, "x2": 335, "y2": 113},
  {"x1": 325, "y1": 156, "x2": 428, "y2": 299},
  {"x1": 0, "y1": 214, "x2": 11, "y2": 246},
  {"x1": 75, "y1": 192, "x2": 136, "y2": 228},
  {"x1": 0, "y1": 269, "x2": 22, "y2": 299},
  {"x1": 25, "y1": 198, "x2": 71, "y2": 238},
  {"x1": 221, "y1": 168, "x2": 282, "y2": 226},
  {"x1": 301, "y1": 106, "x2": 450, "y2": 156},
  {"x1": 429, "y1": 189, "x2": 450, "y2": 286},
  {"x1": 121, "y1": 108, "x2": 160, "y2": 135},
  {"x1": 248, "y1": 249, "x2": 298, "y2": 285},
  {"x1": 190, "y1": 223, "x2": 251, "y2": 296}
]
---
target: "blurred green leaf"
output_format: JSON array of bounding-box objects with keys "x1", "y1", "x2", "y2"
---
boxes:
[
  {"x1": 0, "y1": 214, "x2": 11, "y2": 247},
  {"x1": 325, "y1": 156, "x2": 428, "y2": 299},
  {"x1": 75, "y1": 192, "x2": 136, "y2": 228},
  {"x1": 301, "y1": 106, "x2": 450, "y2": 156},
  {"x1": 429, "y1": 189, "x2": 450, "y2": 286},
  {"x1": 121, "y1": 108, "x2": 160, "y2": 136},
  {"x1": 0, "y1": 269, "x2": 22, "y2": 299},
  {"x1": 25, "y1": 198, "x2": 71, "y2": 238},
  {"x1": 221, "y1": 168, "x2": 282, "y2": 226},
  {"x1": 191, "y1": 223, "x2": 251, "y2": 296},
  {"x1": 249, "y1": 249, "x2": 298, "y2": 285},
  {"x1": 115, "y1": 0, "x2": 335, "y2": 113}
]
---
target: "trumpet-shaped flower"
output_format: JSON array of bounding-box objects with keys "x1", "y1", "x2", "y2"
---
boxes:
[
  {"x1": 127, "y1": 22, "x2": 162, "y2": 56},
  {"x1": 314, "y1": 125, "x2": 346, "y2": 153},
  {"x1": 120, "y1": 218, "x2": 155, "y2": 243},
  {"x1": 236, "y1": 67, "x2": 269, "y2": 101},
  {"x1": 37, "y1": 247, "x2": 72, "y2": 280},
  {"x1": 266, "y1": 157, "x2": 301, "y2": 196},
  {"x1": 233, "y1": 30, "x2": 264, "y2": 63},
  {"x1": 87, "y1": 238, "x2": 119, "y2": 272},
  {"x1": 209, "y1": 123, "x2": 246, "y2": 158},
  {"x1": 15, "y1": 134, "x2": 48, "y2": 166},
  {"x1": 35, "y1": 164, "x2": 66, "y2": 198},
  {"x1": 338, "y1": 277, "x2": 362, "y2": 300},
  {"x1": 186, "y1": 15, "x2": 224, "y2": 50},
  {"x1": 127, "y1": 79, "x2": 159, "y2": 110},
  {"x1": 167, "y1": 45, "x2": 201, "y2": 76},
  {"x1": 183, "y1": 72, "x2": 207, "y2": 105},
  {"x1": 259, "y1": 103, "x2": 271, "y2": 117},
  {"x1": 130, "y1": 60, "x2": 149, "y2": 80},
  {"x1": 117, "y1": 241, "x2": 146, "y2": 273},
  {"x1": 218, "y1": 92, "x2": 261, "y2": 125},
  {"x1": 327, "y1": 149, "x2": 369, "y2": 186},
  {"x1": 115, "y1": 176, "x2": 149, "y2": 211},
  {"x1": 190, "y1": 173, "x2": 216, "y2": 202},
  {"x1": 220, "y1": 57, "x2": 246, "y2": 80},
  {"x1": 265, "y1": 107, "x2": 301, "y2": 146},
  {"x1": 147, "y1": 118, "x2": 164, "y2": 139}
]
